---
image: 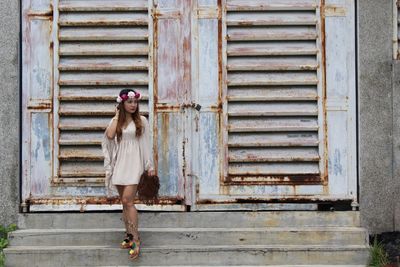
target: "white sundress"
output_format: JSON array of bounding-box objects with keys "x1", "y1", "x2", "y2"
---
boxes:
[
  {"x1": 102, "y1": 116, "x2": 153, "y2": 193},
  {"x1": 111, "y1": 120, "x2": 143, "y2": 185}
]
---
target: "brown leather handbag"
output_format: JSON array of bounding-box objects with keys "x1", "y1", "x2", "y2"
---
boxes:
[{"x1": 137, "y1": 171, "x2": 160, "y2": 205}]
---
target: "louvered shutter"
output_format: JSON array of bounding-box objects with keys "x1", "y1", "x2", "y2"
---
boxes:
[
  {"x1": 55, "y1": 0, "x2": 150, "y2": 185},
  {"x1": 223, "y1": 0, "x2": 325, "y2": 184}
]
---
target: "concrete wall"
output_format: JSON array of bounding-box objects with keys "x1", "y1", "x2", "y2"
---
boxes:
[
  {"x1": 0, "y1": 0, "x2": 20, "y2": 226},
  {"x1": 358, "y1": 0, "x2": 400, "y2": 233}
]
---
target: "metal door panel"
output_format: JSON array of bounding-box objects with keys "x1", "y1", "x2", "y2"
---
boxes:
[
  {"x1": 153, "y1": 0, "x2": 191, "y2": 200},
  {"x1": 325, "y1": 0, "x2": 357, "y2": 200},
  {"x1": 189, "y1": 0, "x2": 222, "y2": 201},
  {"x1": 22, "y1": 0, "x2": 53, "y2": 205}
]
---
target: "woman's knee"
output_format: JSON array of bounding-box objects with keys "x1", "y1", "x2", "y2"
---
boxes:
[{"x1": 121, "y1": 197, "x2": 134, "y2": 207}]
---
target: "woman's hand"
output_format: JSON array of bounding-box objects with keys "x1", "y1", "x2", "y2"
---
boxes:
[
  {"x1": 105, "y1": 106, "x2": 119, "y2": 139},
  {"x1": 147, "y1": 169, "x2": 156, "y2": 176},
  {"x1": 113, "y1": 106, "x2": 120, "y2": 120}
]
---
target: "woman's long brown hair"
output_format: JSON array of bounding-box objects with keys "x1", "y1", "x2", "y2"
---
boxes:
[{"x1": 115, "y1": 90, "x2": 143, "y2": 142}]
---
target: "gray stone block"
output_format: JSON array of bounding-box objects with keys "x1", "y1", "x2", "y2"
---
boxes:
[
  {"x1": 358, "y1": 0, "x2": 397, "y2": 233},
  {"x1": 0, "y1": 0, "x2": 20, "y2": 226}
]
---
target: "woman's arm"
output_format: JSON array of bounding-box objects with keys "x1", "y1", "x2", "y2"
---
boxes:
[
  {"x1": 141, "y1": 116, "x2": 155, "y2": 174},
  {"x1": 105, "y1": 108, "x2": 119, "y2": 139}
]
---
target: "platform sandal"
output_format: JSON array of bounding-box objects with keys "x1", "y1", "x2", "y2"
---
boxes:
[{"x1": 128, "y1": 239, "x2": 141, "y2": 260}]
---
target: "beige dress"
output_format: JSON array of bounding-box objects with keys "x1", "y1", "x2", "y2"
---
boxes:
[
  {"x1": 112, "y1": 120, "x2": 142, "y2": 185},
  {"x1": 102, "y1": 116, "x2": 153, "y2": 192}
]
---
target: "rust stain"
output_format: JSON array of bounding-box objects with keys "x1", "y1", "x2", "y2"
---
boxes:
[
  {"x1": 217, "y1": 0, "x2": 228, "y2": 191},
  {"x1": 152, "y1": 4, "x2": 159, "y2": 172},
  {"x1": 61, "y1": 20, "x2": 148, "y2": 27},
  {"x1": 27, "y1": 9, "x2": 53, "y2": 18},
  {"x1": 225, "y1": 174, "x2": 323, "y2": 186},
  {"x1": 160, "y1": 112, "x2": 169, "y2": 178},
  {"x1": 197, "y1": 196, "x2": 345, "y2": 205},
  {"x1": 155, "y1": 105, "x2": 181, "y2": 112},
  {"x1": 28, "y1": 197, "x2": 180, "y2": 206},
  {"x1": 27, "y1": 102, "x2": 52, "y2": 110},
  {"x1": 320, "y1": 0, "x2": 329, "y2": 188}
]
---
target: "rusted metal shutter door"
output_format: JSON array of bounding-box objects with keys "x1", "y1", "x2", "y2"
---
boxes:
[
  {"x1": 152, "y1": 0, "x2": 192, "y2": 201},
  {"x1": 55, "y1": 0, "x2": 150, "y2": 188},
  {"x1": 223, "y1": 0, "x2": 325, "y2": 185}
]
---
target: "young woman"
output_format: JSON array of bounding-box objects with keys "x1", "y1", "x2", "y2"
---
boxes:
[{"x1": 102, "y1": 89, "x2": 154, "y2": 260}]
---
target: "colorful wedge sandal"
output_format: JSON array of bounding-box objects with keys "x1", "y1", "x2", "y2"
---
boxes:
[{"x1": 128, "y1": 239, "x2": 141, "y2": 260}]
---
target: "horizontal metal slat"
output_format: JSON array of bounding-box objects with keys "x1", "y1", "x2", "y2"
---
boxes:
[
  {"x1": 227, "y1": 27, "x2": 317, "y2": 41},
  {"x1": 228, "y1": 125, "x2": 317, "y2": 132},
  {"x1": 229, "y1": 123, "x2": 318, "y2": 132},
  {"x1": 227, "y1": 57, "x2": 317, "y2": 71},
  {"x1": 59, "y1": 171, "x2": 105, "y2": 178},
  {"x1": 59, "y1": 147, "x2": 103, "y2": 161},
  {"x1": 59, "y1": 161, "x2": 106, "y2": 178},
  {"x1": 227, "y1": 0, "x2": 318, "y2": 11},
  {"x1": 59, "y1": 110, "x2": 149, "y2": 116},
  {"x1": 59, "y1": 72, "x2": 148, "y2": 86},
  {"x1": 228, "y1": 72, "x2": 318, "y2": 86},
  {"x1": 59, "y1": 86, "x2": 148, "y2": 99},
  {"x1": 59, "y1": 130, "x2": 104, "y2": 146},
  {"x1": 59, "y1": 116, "x2": 111, "y2": 129},
  {"x1": 228, "y1": 102, "x2": 318, "y2": 117},
  {"x1": 227, "y1": 87, "x2": 317, "y2": 101},
  {"x1": 229, "y1": 147, "x2": 319, "y2": 162},
  {"x1": 59, "y1": 124, "x2": 106, "y2": 131},
  {"x1": 227, "y1": 42, "x2": 317, "y2": 56},
  {"x1": 59, "y1": 12, "x2": 148, "y2": 26},
  {"x1": 227, "y1": 12, "x2": 317, "y2": 26},
  {"x1": 59, "y1": 57, "x2": 148, "y2": 71},
  {"x1": 228, "y1": 132, "x2": 319, "y2": 147},
  {"x1": 59, "y1": 0, "x2": 148, "y2": 12},
  {"x1": 60, "y1": 42, "x2": 149, "y2": 56},
  {"x1": 59, "y1": 102, "x2": 149, "y2": 116},
  {"x1": 53, "y1": 177, "x2": 105, "y2": 186},
  {"x1": 58, "y1": 95, "x2": 149, "y2": 101},
  {"x1": 228, "y1": 162, "x2": 319, "y2": 175},
  {"x1": 229, "y1": 117, "x2": 318, "y2": 132},
  {"x1": 228, "y1": 110, "x2": 317, "y2": 116},
  {"x1": 59, "y1": 139, "x2": 102, "y2": 145},
  {"x1": 59, "y1": 27, "x2": 148, "y2": 41}
]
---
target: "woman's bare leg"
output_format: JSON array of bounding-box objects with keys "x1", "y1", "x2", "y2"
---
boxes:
[
  {"x1": 119, "y1": 185, "x2": 139, "y2": 241},
  {"x1": 116, "y1": 185, "x2": 130, "y2": 240}
]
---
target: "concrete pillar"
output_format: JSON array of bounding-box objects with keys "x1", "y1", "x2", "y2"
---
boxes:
[{"x1": 0, "y1": 0, "x2": 20, "y2": 226}]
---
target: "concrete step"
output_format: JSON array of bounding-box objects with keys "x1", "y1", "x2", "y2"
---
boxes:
[
  {"x1": 8, "y1": 227, "x2": 368, "y2": 247},
  {"x1": 66, "y1": 266, "x2": 368, "y2": 267},
  {"x1": 65, "y1": 266, "x2": 368, "y2": 267},
  {"x1": 4, "y1": 244, "x2": 369, "y2": 266},
  {"x1": 17, "y1": 211, "x2": 361, "y2": 229}
]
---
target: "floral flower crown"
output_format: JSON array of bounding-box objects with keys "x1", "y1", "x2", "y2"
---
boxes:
[{"x1": 116, "y1": 91, "x2": 142, "y2": 103}]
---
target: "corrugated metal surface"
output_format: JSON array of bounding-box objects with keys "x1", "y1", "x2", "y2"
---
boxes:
[
  {"x1": 224, "y1": 0, "x2": 323, "y2": 185},
  {"x1": 55, "y1": 0, "x2": 149, "y2": 185}
]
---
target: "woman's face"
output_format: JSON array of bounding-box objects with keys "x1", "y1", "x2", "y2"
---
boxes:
[{"x1": 123, "y1": 98, "x2": 138, "y2": 114}]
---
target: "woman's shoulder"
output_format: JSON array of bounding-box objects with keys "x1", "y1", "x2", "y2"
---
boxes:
[{"x1": 140, "y1": 115, "x2": 148, "y2": 123}]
